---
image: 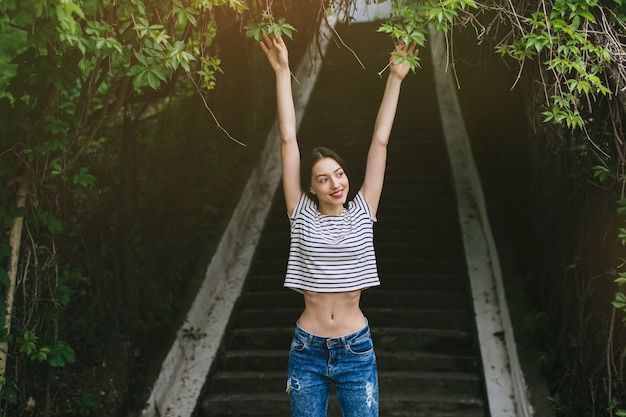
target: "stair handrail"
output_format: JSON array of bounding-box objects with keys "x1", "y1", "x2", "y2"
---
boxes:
[
  {"x1": 140, "y1": 14, "x2": 338, "y2": 417},
  {"x1": 429, "y1": 27, "x2": 535, "y2": 417}
]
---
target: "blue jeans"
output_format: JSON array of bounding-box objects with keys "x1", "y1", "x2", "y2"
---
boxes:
[{"x1": 286, "y1": 321, "x2": 379, "y2": 417}]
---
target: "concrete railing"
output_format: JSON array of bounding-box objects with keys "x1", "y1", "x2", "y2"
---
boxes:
[
  {"x1": 139, "y1": 15, "x2": 337, "y2": 417},
  {"x1": 429, "y1": 28, "x2": 535, "y2": 417}
]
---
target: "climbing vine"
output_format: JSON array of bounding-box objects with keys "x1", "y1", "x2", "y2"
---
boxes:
[
  {"x1": 0, "y1": 0, "x2": 253, "y2": 414},
  {"x1": 377, "y1": 0, "x2": 626, "y2": 415}
]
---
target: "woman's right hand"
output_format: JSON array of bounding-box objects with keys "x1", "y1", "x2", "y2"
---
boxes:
[
  {"x1": 389, "y1": 40, "x2": 418, "y2": 81},
  {"x1": 259, "y1": 34, "x2": 290, "y2": 73}
]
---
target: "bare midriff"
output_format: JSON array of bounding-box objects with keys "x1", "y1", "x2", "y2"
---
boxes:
[{"x1": 298, "y1": 290, "x2": 366, "y2": 338}]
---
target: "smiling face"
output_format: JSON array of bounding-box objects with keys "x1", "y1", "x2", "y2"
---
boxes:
[{"x1": 309, "y1": 157, "x2": 350, "y2": 215}]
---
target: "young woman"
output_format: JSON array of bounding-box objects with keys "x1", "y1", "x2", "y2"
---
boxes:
[{"x1": 260, "y1": 32, "x2": 416, "y2": 417}]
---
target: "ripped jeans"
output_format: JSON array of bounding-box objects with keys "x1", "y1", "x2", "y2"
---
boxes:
[{"x1": 286, "y1": 321, "x2": 379, "y2": 417}]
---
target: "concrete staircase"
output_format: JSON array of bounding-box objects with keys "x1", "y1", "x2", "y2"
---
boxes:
[{"x1": 197, "y1": 22, "x2": 487, "y2": 417}]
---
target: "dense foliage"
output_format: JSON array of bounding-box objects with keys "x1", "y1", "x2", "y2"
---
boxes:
[
  {"x1": 1, "y1": 0, "x2": 626, "y2": 416},
  {"x1": 0, "y1": 0, "x2": 320, "y2": 415}
]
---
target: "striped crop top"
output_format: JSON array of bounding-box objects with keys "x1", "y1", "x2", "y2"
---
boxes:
[{"x1": 284, "y1": 191, "x2": 381, "y2": 293}]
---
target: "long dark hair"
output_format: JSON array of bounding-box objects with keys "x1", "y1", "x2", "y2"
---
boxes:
[{"x1": 300, "y1": 146, "x2": 349, "y2": 203}]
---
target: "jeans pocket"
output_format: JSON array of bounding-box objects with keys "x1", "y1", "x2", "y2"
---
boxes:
[
  {"x1": 346, "y1": 336, "x2": 374, "y2": 356},
  {"x1": 290, "y1": 334, "x2": 309, "y2": 352}
]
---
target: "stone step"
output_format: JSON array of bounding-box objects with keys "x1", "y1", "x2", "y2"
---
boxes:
[
  {"x1": 207, "y1": 370, "x2": 481, "y2": 395},
  {"x1": 375, "y1": 229, "x2": 463, "y2": 244},
  {"x1": 249, "y1": 257, "x2": 466, "y2": 275},
  {"x1": 223, "y1": 327, "x2": 476, "y2": 355},
  {"x1": 233, "y1": 308, "x2": 473, "y2": 330},
  {"x1": 376, "y1": 258, "x2": 466, "y2": 274},
  {"x1": 255, "y1": 227, "x2": 461, "y2": 248},
  {"x1": 260, "y1": 211, "x2": 462, "y2": 232},
  {"x1": 200, "y1": 392, "x2": 485, "y2": 417},
  {"x1": 244, "y1": 273, "x2": 469, "y2": 293},
  {"x1": 216, "y1": 350, "x2": 479, "y2": 374},
  {"x1": 239, "y1": 289, "x2": 469, "y2": 310},
  {"x1": 253, "y1": 241, "x2": 464, "y2": 260}
]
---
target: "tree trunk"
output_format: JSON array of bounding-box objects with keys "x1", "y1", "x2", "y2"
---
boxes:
[{"x1": 0, "y1": 180, "x2": 29, "y2": 377}]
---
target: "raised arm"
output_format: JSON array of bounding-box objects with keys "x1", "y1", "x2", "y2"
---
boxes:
[
  {"x1": 259, "y1": 34, "x2": 302, "y2": 216},
  {"x1": 361, "y1": 41, "x2": 417, "y2": 217}
]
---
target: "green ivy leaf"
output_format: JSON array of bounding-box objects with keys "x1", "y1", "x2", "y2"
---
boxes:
[
  {"x1": 36, "y1": 208, "x2": 64, "y2": 234},
  {"x1": 73, "y1": 167, "x2": 95, "y2": 188},
  {"x1": 577, "y1": 11, "x2": 596, "y2": 23},
  {"x1": 614, "y1": 273, "x2": 626, "y2": 286},
  {"x1": 592, "y1": 165, "x2": 610, "y2": 182},
  {"x1": 245, "y1": 21, "x2": 264, "y2": 41},
  {"x1": 618, "y1": 228, "x2": 626, "y2": 246},
  {"x1": 612, "y1": 292, "x2": 626, "y2": 309},
  {"x1": 17, "y1": 330, "x2": 38, "y2": 357},
  {"x1": 615, "y1": 409, "x2": 626, "y2": 417},
  {"x1": 48, "y1": 340, "x2": 76, "y2": 367},
  {"x1": 0, "y1": 381, "x2": 18, "y2": 404}
]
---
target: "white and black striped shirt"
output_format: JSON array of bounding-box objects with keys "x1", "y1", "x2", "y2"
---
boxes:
[{"x1": 284, "y1": 191, "x2": 381, "y2": 293}]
